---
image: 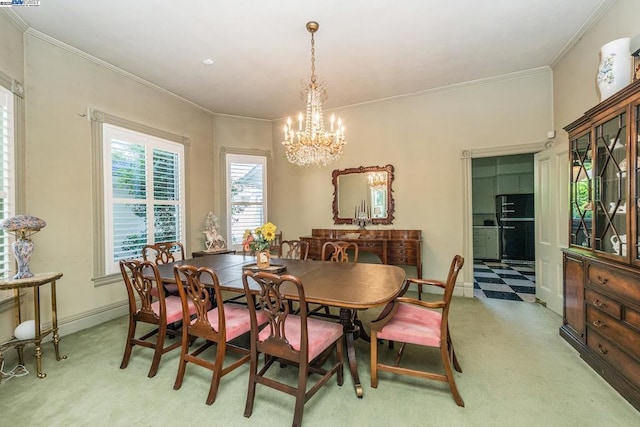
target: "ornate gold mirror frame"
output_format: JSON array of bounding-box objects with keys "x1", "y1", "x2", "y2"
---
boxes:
[{"x1": 332, "y1": 164, "x2": 395, "y2": 225}]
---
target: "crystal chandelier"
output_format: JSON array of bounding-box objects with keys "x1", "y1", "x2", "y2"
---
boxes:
[
  {"x1": 368, "y1": 172, "x2": 387, "y2": 189},
  {"x1": 282, "y1": 21, "x2": 346, "y2": 167}
]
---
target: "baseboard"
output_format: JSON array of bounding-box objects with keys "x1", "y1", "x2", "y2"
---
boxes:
[
  {"x1": 460, "y1": 280, "x2": 474, "y2": 298},
  {"x1": 1, "y1": 300, "x2": 128, "y2": 367},
  {"x1": 57, "y1": 299, "x2": 129, "y2": 336}
]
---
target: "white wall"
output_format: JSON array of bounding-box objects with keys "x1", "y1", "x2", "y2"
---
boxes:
[
  {"x1": 271, "y1": 69, "x2": 553, "y2": 282},
  {"x1": 0, "y1": 13, "x2": 23, "y2": 80}
]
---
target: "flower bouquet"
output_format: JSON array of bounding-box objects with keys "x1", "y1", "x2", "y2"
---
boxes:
[{"x1": 243, "y1": 222, "x2": 277, "y2": 268}]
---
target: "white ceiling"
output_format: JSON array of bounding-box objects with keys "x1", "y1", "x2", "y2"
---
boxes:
[{"x1": 8, "y1": 0, "x2": 612, "y2": 120}]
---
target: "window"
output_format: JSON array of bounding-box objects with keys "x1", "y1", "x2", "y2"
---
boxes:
[
  {"x1": 91, "y1": 109, "x2": 189, "y2": 284},
  {"x1": 0, "y1": 85, "x2": 15, "y2": 282},
  {"x1": 102, "y1": 124, "x2": 185, "y2": 275},
  {"x1": 225, "y1": 152, "x2": 268, "y2": 248},
  {"x1": 0, "y1": 75, "x2": 23, "y2": 303}
]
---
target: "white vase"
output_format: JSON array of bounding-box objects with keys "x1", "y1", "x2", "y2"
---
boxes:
[{"x1": 597, "y1": 37, "x2": 632, "y2": 101}]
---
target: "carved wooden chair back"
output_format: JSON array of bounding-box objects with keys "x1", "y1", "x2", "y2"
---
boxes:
[
  {"x1": 321, "y1": 241, "x2": 359, "y2": 263},
  {"x1": 269, "y1": 231, "x2": 283, "y2": 254},
  {"x1": 242, "y1": 270, "x2": 344, "y2": 426},
  {"x1": 370, "y1": 254, "x2": 465, "y2": 407},
  {"x1": 119, "y1": 259, "x2": 190, "y2": 378},
  {"x1": 172, "y1": 264, "x2": 259, "y2": 405},
  {"x1": 141, "y1": 241, "x2": 185, "y2": 296},
  {"x1": 278, "y1": 239, "x2": 310, "y2": 260},
  {"x1": 142, "y1": 241, "x2": 185, "y2": 264}
]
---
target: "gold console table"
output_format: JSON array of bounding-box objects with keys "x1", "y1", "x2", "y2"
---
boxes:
[{"x1": 0, "y1": 272, "x2": 65, "y2": 382}]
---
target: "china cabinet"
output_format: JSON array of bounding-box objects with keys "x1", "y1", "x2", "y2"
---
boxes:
[{"x1": 562, "y1": 80, "x2": 640, "y2": 411}]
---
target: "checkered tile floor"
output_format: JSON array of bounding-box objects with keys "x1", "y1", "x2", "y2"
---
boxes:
[{"x1": 473, "y1": 260, "x2": 536, "y2": 302}]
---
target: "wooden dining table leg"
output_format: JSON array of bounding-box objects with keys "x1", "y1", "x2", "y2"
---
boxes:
[{"x1": 339, "y1": 308, "x2": 364, "y2": 398}]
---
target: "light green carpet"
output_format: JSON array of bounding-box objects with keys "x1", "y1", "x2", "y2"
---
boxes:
[{"x1": 1, "y1": 294, "x2": 638, "y2": 426}]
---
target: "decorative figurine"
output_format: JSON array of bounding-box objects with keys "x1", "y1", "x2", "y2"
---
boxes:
[{"x1": 203, "y1": 212, "x2": 226, "y2": 252}]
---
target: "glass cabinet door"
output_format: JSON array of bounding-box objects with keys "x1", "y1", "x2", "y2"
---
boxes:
[
  {"x1": 594, "y1": 112, "x2": 627, "y2": 257},
  {"x1": 570, "y1": 133, "x2": 592, "y2": 248},
  {"x1": 636, "y1": 105, "x2": 640, "y2": 262}
]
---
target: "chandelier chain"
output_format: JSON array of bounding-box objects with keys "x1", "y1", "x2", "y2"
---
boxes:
[{"x1": 310, "y1": 32, "x2": 316, "y2": 84}]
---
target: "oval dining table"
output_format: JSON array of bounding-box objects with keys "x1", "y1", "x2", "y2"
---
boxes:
[{"x1": 153, "y1": 253, "x2": 407, "y2": 398}]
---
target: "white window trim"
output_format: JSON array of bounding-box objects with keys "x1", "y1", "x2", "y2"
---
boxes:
[
  {"x1": 220, "y1": 147, "x2": 271, "y2": 251},
  {"x1": 0, "y1": 71, "x2": 25, "y2": 307},
  {"x1": 90, "y1": 109, "x2": 190, "y2": 286}
]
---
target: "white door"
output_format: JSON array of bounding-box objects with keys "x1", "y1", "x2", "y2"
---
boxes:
[{"x1": 534, "y1": 142, "x2": 569, "y2": 315}]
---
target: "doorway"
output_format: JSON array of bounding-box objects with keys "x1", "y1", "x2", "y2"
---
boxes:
[
  {"x1": 471, "y1": 154, "x2": 536, "y2": 302},
  {"x1": 461, "y1": 140, "x2": 564, "y2": 314}
]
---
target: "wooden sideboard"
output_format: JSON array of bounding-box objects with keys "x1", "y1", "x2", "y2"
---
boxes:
[{"x1": 300, "y1": 229, "x2": 422, "y2": 278}]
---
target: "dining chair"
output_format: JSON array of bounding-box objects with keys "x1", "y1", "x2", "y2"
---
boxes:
[
  {"x1": 242, "y1": 270, "x2": 344, "y2": 427},
  {"x1": 278, "y1": 239, "x2": 310, "y2": 260},
  {"x1": 370, "y1": 255, "x2": 465, "y2": 407},
  {"x1": 142, "y1": 241, "x2": 185, "y2": 296},
  {"x1": 119, "y1": 259, "x2": 197, "y2": 378},
  {"x1": 321, "y1": 240, "x2": 358, "y2": 263},
  {"x1": 172, "y1": 264, "x2": 267, "y2": 405},
  {"x1": 269, "y1": 230, "x2": 283, "y2": 255},
  {"x1": 309, "y1": 241, "x2": 360, "y2": 318}
]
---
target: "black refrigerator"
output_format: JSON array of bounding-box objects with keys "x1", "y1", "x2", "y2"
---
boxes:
[{"x1": 495, "y1": 194, "x2": 535, "y2": 261}]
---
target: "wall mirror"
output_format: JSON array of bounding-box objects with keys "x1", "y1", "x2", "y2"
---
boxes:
[{"x1": 332, "y1": 164, "x2": 395, "y2": 225}]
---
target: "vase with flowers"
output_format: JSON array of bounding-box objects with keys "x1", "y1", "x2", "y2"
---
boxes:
[{"x1": 242, "y1": 222, "x2": 277, "y2": 269}]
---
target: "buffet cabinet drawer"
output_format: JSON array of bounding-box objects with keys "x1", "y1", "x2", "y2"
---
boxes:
[
  {"x1": 388, "y1": 242, "x2": 418, "y2": 250},
  {"x1": 587, "y1": 329, "x2": 640, "y2": 388},
  {"x1": 586, "y1": 306, "x2": 640, "y2": 361},
  {"x1": 585, "y1": 288, "x2": 622, "y2": 319},
  {"x1": 388, "y1": 255, "x2": 414, "y2": 265},
  {"x1": 587, "y1": 263, "x2": 640, "y2": 303},
  {"x1": 388, "y1": 248, "x2": 418, "y2": 258}
]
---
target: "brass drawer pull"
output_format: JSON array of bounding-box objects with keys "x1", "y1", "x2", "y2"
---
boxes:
[
  {"x1": 592, "y1": 299, "x2": 604, "y2": 307},
  {"x1": 592, "y1": 320, "x2": 606, "y2": 328},
  {"x1": 597, "y1": 344, "x2": 608, "y2": 355},
  {"x1": 596, "y1": 275, "x2": 609, "y2": 285}
]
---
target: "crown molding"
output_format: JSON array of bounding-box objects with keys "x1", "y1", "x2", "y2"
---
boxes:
[
  {"x1": 22, "y1": 27, "x2": 215, "y2": 115},
  {"x1": 0, "y1": 8, "x2": 29, "y2": 32},
  {"x1": 550, "y1": 0, "x2": 617, "y2": 67},
  {"x1": 275, "y1": 66, "x2": 553, "y2": 122}
]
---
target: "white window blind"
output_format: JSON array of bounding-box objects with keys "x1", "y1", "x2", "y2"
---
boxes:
[
  {"x1": 226, "y1": 153, "x2": 267, "y2": 247},
  {"x1": 0, "y1": 85, "x2": 15, "y2": 283},
  {"x1": 103, "y1": 124, "x2": 185, "y2": 274}
]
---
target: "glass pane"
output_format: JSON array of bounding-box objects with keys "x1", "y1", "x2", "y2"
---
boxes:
[
  {"x1": 111, "y1": 140, "x2": 146, "y2": 200},
  {"x1": 594, "y1": 112, "x2": 627, "y2": 256},
  {"x1": 153, "y1": 204, "x2": 180, "y2": 243},
  {"x1": 153, "y1": 148, "x2": 180, "y2": 201},
  {"x1": 636, "y1": 105, "x2": 640, "y2": 260},
  {"x1": 229, "y1": 161, "x2": 265, "y2": 245},
  {"x1": 112, "y1": 203, "x2": 147, "y2": 261},
  {"x1": 570, "y1": 133, "x2": 592, "y2": 247}
]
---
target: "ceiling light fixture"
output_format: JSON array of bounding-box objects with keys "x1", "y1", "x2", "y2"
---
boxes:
[
  {"x1": 202, "y1": 58, "x2": 214, "y2": 66},
  {"x1": 368, "y1": 172, "x2": 387, "y2": 189},
  {"x1": 282, "y1": 21, "x2": 346, "y2": 167}
]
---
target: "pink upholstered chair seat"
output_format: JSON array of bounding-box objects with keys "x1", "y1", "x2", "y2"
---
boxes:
[
  {"x1": 377, "y1": 303, "x2": 442, "y2": 347},
  {"x1": 152, "y1": 295, "x2": 196, "y2": 325},
  {"x1": 258, "y1": 314, "x2": 344, "y2": 361},
  {"x1": 198, "y1": 304, "x2": 268, "y2": 342}
]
